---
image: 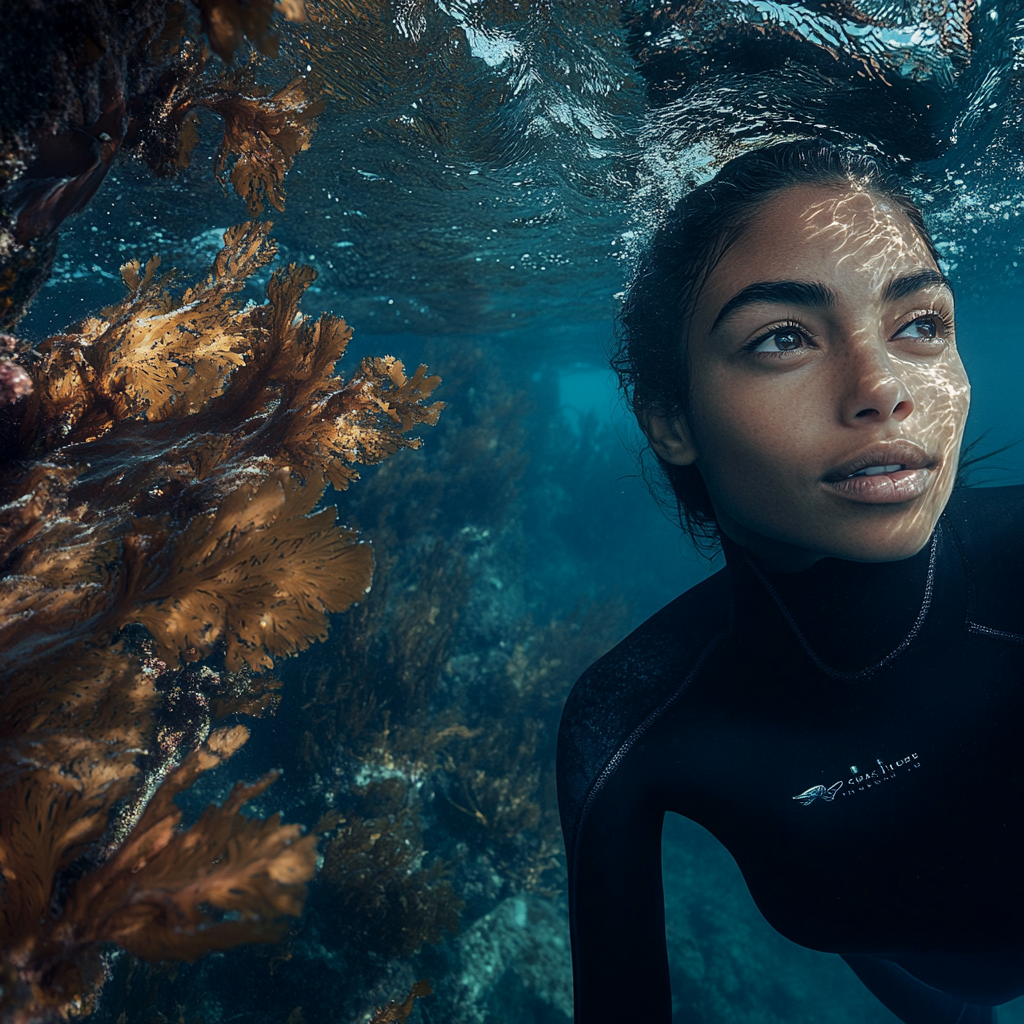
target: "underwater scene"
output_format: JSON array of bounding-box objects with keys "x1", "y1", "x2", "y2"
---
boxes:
[{"x1": 1, "y1": 1, "x2": 1024, "y2": 1023}]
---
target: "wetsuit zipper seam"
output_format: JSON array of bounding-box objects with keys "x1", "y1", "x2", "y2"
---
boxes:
[
  {"x1": 940, "y1": 507, "x2": 976, "y2": 622},
  {"x1": 567, "y1": 629, "x2": 727, "y2": 1017}
]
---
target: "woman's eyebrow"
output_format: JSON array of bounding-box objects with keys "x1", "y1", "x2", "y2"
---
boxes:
[
  {"x1": 710, "y1": 268, "x2": 952, "y2": 334},
  {"x1": 883, "y1": 268, "x2": 952, "y2": 302},
  {"x1": 711, "y1": 280, "x2": 833, "y2": 333}
]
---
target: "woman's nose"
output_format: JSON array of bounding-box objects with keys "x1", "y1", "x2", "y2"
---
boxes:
[{"x1": 839, "y1": 340, "x2": 915, "y2": 426}]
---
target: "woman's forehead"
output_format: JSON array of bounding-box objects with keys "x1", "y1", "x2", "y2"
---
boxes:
[{"x1": 696, "y1": 183, "x2": 940, "y2": 318}]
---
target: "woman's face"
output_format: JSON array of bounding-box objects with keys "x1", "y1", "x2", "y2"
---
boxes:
[{"x1": 650, "y1": 183, "x2": 971, "y2": 570}]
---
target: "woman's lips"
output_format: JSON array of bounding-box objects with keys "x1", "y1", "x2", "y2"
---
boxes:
[
  {"x1": 821, "y1": 466, "x2": 934, "y2": 503},
  {"x1": 821, "y1": 439, "x2": 938, "y2": 503}
]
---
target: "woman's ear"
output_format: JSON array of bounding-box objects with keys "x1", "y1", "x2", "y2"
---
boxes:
[{"x1": 643, "y1": 411, "x2": 698, "y2": 466}]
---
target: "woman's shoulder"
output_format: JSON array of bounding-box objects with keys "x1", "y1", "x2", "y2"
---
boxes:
[
  {"x1": 941, "y1": 483, "x2": 1024, "y2": 642},
  {"x1": 561, "y1": 566, "x2": 731, "y2": 722},
  {"x1": 556, "y1": 567, "x2": 731, "y2": 834}
]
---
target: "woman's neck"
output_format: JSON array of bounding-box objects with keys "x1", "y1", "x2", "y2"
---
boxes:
[{"x1": 723, "y1": 531, "x2": 937, "y2": 676}]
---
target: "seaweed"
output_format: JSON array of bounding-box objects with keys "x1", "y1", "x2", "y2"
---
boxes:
[
  {"x1": 0, "y1": 223, "x2": 441, "y2": 1022},
  {"x1": 367, "y1": 979, "x2": 432, "y2": 1024},
  {"x1": 3, "y1": 220, "x2": 441, "y2": 671},
  {"x1": 0, "y1": 0, "x2": 311, "y2": 329},
  {"x1": 136, "y1": 66, "x2": 324, "y2": 216},
  {"x1": 195, "y1": 0, "x2": 306, "y2": 63},
  {"x1": 436, "y1": 612, "x2": 625, "y2": 895},
  {"x1": 319, "y1": 780, "x2": 462, "y2": 958},
  {"x1": 293, "y1": 354, "x2": 625, "y2": 966}
]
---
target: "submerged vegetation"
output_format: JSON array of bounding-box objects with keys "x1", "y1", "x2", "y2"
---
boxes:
[
  {"x1": 0, "y1": 0, "x2": 320, "y2": 329},
  {"x1": 63, "y1": 349, "x2": 630, "y2": 1024},
  {"x1": 1, "y1": 4, "x2": 622, "y2": 1020},
  {"x1": 0, "y1": 217, "x2": 441, "y2": 1021}
]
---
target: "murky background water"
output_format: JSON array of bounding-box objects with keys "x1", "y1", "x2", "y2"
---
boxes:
[{"x1": 19, "y1": 0, "x2": 1024, "y2": 1020}]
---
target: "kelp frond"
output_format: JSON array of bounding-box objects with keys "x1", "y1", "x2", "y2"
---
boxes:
[
  {"x1": 0, "y1": 222, "x2": 441, "y2": 1022},
  {"x1": 196, "y1": 0, "x2": 307, "y2": 63},
  {"x1": 3, "y1": 220, "x2": 442, "y2": 671},
  {"x1": 320, "y1": 780, "x2": 462, "y2": 958},
  {"x1": 211, "y1": 75, "x2": 323, "y2": 215},
  {"x1": 57, "y1": 726, "x2": 316, "y2": 960},
  {"x1": 0, "y1": 0, "x2": 311, "y2": 330},
  {"x1": 0, "y1": 727, "x2": 316, "y2": 1024},
  {"x1": 142, "y1": 69, "x2": 324, "y2": 216},
  {"x1": 132, "y1": 469, "x2": 374, "y2": 671},
  {"x1": 368, "y1": 980, "x2": 433, "y2": 1024}
]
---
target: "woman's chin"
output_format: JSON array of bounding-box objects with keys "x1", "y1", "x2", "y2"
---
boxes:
[{"x1": 721, "y1": 512, "x2": 940, "y2": 569}]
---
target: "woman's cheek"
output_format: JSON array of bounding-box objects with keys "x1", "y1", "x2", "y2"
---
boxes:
[
  {"x1": 697, "y1": 378, "x2": 806, "y2": 487},
  {"x1": 909, "y1": 361, "x2": 970, "y2": 457}
]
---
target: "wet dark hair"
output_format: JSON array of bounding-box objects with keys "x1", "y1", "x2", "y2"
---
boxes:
[{"x1": 612, "y1": 138, "x2": 943, "y2": 553}]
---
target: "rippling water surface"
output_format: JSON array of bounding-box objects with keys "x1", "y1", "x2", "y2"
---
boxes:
[{"x1": 27, "y1": 0, "x2": 1024, "y2": 339}]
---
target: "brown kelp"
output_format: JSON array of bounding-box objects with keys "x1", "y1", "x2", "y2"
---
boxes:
[
  {"x1": 23, "y1": 350, "x2": 633, "y2": 1024},
  {"x1": 133, "y1": 56, "x2": 324, "y2": 218},
  {"x1": 0, "y1": 221, "x2": 442, "y2": 1023},
  {"x1": 0, "y1": 0, "x2": 310, "y2": 329},
  {"x1": 367, "y1": 979, "x2": 433, "y2": 1023},
  {"x1": 319, "y1": 779, "x2": 463, "y2": 959}
]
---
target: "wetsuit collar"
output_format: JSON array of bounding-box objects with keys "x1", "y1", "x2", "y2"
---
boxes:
[{"x1": 722, "y1": 529, "x2": 938, "y2": 679}]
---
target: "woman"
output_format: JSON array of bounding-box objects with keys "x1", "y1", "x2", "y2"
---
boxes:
[{"x1": 556, "y1": 140, "x2": 1023, "y2": 1024}]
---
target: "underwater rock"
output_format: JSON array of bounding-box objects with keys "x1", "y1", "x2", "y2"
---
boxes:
[
  {"x1": 446, "y1": 894, "x2": 573, "y2": 1024},
  {"x1": 0, "y1": 360, "x2": 31, "y2": 407}
]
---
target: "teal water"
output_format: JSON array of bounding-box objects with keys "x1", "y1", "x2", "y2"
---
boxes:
[{"x1": 20, "y1": 1, "x2": 1024, "y2": 1021}]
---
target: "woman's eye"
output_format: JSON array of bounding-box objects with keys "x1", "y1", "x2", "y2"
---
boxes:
[
  {"x1": 894, "y1": 316, "x2": 946, "y2": 341},
  {"x1": 750, "y1": 328, "x2": 807, "y2": 354}
]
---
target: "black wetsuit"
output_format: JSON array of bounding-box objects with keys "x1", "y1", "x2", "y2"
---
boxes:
[{"x1": 557, "y1": 485, "x2": 1024, "y2": 1024}]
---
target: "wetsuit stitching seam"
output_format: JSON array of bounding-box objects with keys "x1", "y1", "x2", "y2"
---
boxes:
[
  {"x1": 566, "y1": 630, "x2": 727, "y2": 1002},
  {"x1": 570, "y1": 630, "x2": 727, "y2": 857},
  {"x1": 966, "y1": 621, "x2": 1024, "y2": 644},
  {"x1": 741, "y1": 531, "x2": 937, "y2": 681},
  {"x1": 940, "y1": 507, "x2": 976, "y2": 621}
]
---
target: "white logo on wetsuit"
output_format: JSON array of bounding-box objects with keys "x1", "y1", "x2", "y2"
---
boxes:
[
  {"x1": 792, "y1": 753, "x2": 922, "y2": 805},
  {"x1": 793, "y1": 781, "x2": 842, "y2": 805}
]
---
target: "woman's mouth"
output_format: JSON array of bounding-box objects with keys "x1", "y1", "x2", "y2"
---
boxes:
[
  {"x1": 822, "y1": 443, "x2": 937, "y2": 504},
  {"x1": 846, "y1": 463, "x2": 905, "y2": 477}
]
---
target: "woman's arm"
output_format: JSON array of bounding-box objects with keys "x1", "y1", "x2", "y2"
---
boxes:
[
  {"x1": 563, "y1": 751, "x2": 673, "y2": 1023},
  {"x1": 556, "y1": 578, "x2": 730, "y2": 1023}
]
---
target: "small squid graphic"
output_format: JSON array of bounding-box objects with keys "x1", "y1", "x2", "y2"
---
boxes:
[{"x1": 792, "y1": 781, "x2": 843, "y2": 806}]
